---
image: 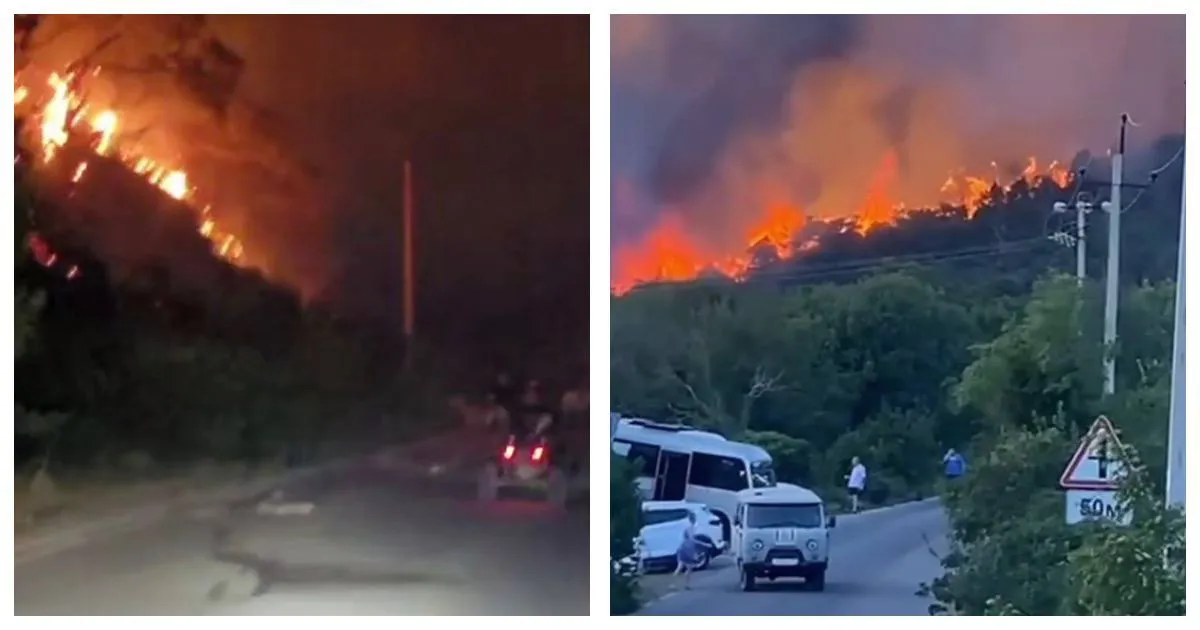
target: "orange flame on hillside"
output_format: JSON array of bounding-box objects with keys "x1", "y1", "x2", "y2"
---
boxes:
[
  {"x1": 611, "y1": 151, "x2": 1071, "y2": 294},
  {"x1": 16, "y1": 69, "x2": 248, "y2": 273}
]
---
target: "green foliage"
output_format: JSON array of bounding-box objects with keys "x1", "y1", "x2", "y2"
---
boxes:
[
  {"x1": 930, "y1": 272, "x2": 1184, "y2": 616},
  {"x1": 928, "y1": 420, "x2": 1084, "y2": 615},
  {"x1": 613, "y1": 270, "x2": 980, "y2": 500},
  {"x1": 742, "y1": 430, "x2": 813, "y2": 484},
  {"x1": 952, "y1": 275, "x2": 1103, "y2": 435},
  {"x1": 610, "y1": 455, "x2": 643, "y2": 615},
  {"x1": 613, "y1": 246, "x2": 1182, "y2": 616},
  {"x1": 1062, "y1": 444, "x2": 1186, "y2": 616},
  {"x1": 932, "y1": 424, "x2": 1185, "y2": 616}
]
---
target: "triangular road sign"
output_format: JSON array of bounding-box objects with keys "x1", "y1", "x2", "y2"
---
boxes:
[{"x1": 1059, "y1": 415, "x2": 1126, "y2": 490}]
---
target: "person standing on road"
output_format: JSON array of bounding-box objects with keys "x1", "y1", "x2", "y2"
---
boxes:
[
  {"x1": 673, "y1": 511, "x2": 702, "y2": 590},
  {"x1": 943, "y1": 448, "x2": 967, "y2": 480},
  {"x1": 845, "y1": 457, "x2": 867, "y2": 513}
]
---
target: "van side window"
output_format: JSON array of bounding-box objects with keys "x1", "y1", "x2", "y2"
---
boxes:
[
  {"x1": 615, "y1": 439, "x2": 660, "y2": 478},
  {"x1": 689, "y1": 453, "x2": 750, "y2": 491}
]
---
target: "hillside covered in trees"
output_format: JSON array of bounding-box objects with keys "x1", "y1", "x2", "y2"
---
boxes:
[{"x1": 609, "y1": 133, "x2": 1185, "y2": 614}]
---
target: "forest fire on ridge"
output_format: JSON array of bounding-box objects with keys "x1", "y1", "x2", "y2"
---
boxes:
[
  {"x1": 16, "y1": 68, "x2": 248, "y2": 276},
  {"x1": 611, "y1": 152, "x2": 1072, "y2": 295}
]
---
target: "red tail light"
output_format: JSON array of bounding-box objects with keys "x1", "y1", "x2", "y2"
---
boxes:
[
  {"x1": 502, "y1": 444, "x2": 516, "y2": 460},
  {"x1": 531, "y1": 445, "x2": 545, "y2": 462}
]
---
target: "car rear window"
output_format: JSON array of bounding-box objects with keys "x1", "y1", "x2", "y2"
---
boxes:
[{"x1": 642, "y1": 508, "x2": 690, "y2": 526}]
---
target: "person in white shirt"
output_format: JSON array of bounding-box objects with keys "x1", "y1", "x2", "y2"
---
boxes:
[{"x1": 845, "y1": 457, "x2": 867, "y2": 513}]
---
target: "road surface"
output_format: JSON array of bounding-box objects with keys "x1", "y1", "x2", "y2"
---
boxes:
[
  {"x1": 16, "y1": 447, "x2": 589, "y2": 615},
  {"x1": 638, "y1": 499, "x2": 948, "y2": 616}
]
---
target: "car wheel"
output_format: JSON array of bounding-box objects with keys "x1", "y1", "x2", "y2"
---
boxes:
[
  {"x1": 477, "y1": 463, "x2": 499, "y2": 502},
  {"x1": 739, "y1": 566, "x2": 756, "y2": 592},
  {"x1": 712, "y1": 511, "x2": 732, "y2": 544}
]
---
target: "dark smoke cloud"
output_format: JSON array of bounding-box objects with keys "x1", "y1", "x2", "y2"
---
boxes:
[{"x1": 611, "y1": 14, "x2": 1185, "y2": 250}]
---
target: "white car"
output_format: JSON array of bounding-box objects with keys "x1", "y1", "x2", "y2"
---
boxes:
[{"x1": 634, "y1": 500, "x2": 727, "y2": 573}]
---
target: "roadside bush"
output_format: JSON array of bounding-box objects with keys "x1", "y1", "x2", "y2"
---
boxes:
[
  {"x1": 1061, "y1": 444, "x2": 1186, "y2": 616},
  {"x1": 611, "y1": 454, "x2": 643, "y2": 615},
  {"x1": 742, "y1": 430, "x2": 813, "y2": 484},
  {"x1": 930, "y1": 416, "x2": 1186, "y2": 616},
  {"x1": 926, "y1": 419, "x2": 1080, "y2": 614}
]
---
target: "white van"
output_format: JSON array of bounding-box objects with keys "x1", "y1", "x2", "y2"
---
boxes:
[
  {"x1": 732, "y1": 485, "x2": 834, "y2": 591},
  {"x1": 611, "y1": 417, "x2": 778, "y2": 542}
]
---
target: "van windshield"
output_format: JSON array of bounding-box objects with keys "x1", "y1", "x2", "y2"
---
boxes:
[
  {"x1": 749, "y1": 460, "x2": 777, "y2": 488},
  {"x1": 746, "y1": 503, "x2": 823, "y2": 528}
]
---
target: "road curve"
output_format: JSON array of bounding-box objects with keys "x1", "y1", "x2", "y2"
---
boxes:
[
  {"x1": 637, "y1": 499, "x2": 948, "y2": 616},
  {"x1": 15, "y1": 444, "x2": 589, "y2": 616}
]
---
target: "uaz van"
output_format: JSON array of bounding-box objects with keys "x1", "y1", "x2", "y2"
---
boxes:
[{"x1": 731, "y1": 485, "x2": 835, "y2": 591}]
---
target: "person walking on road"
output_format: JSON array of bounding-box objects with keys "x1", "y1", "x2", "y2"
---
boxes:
[
  {"x1": 845, "y1": 457, "x2": 867, "y2": 513},
  {"x1": 943, "y1": 448, "x2": 967, "y2": 480},
  {"x1": 673, "y1": 511, "x2": 702, "y2": 590}
]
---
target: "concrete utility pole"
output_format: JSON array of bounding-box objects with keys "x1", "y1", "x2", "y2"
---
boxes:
[
  {"x1": 1165, "y1": 162, "x2": 1185, "y2": 508},
  {"x1": 1053, "y1": 195, "x2": 1095, "y2": 284},
  {"x1": 1101, "y1": 115, "x2": 1129, "y2": 396},
  {"x1": 1076, "y1": 201, "x2": 1088, "y2": 283}
]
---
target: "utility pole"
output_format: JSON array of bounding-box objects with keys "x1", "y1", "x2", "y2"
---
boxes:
[
  {"x1": 1100, "y1": 115, "x2": 1128, "y2": 396},
  {"x1": 1076, "y1": 201, "x2": 1087, "y2": 283},
  {"x1": 403, "y1": 160, "x2": 415, "y2": 365},
  {"x1": 1053, "y1": 195, "x2": 1095, "y2": 284},
  {"x1": 1165, "y1": 162, "x2": 1185, "y2": 508}
]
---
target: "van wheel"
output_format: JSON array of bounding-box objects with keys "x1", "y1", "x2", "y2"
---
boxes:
[
  {"x1": 808, "y1": 568, "x2": 826, "y2": 591},
  {"x1": 739, "y1": 567, "x2": 756, "y2": 592}
]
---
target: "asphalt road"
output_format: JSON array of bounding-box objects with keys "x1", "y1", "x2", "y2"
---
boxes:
[
  {"x1": 15, "y1": 444, "x2": 589, "y2": 616},
  {"x1": 637, "y1": 499, "x2": 948, "y2": 616}
]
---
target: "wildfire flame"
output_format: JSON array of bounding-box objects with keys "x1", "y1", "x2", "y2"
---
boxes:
[
  {"x1": 612, "y1": 151, "x2": 1072, "y2": 294},
  {"x1": 16, "y1": 69, "x2": 249, "y2": 276}
]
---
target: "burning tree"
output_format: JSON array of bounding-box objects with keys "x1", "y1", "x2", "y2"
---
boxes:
[{"x1": 15, "y1": 15, "x2": 319, "y2": 281}]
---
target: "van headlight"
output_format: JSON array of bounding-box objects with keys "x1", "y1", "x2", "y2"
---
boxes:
[
  {"x1": 806, "y1": 539, "x2": 819, "y2": 552},
  {"x1": 752, "y1": 539, "x2": 765, "y2": 551}
]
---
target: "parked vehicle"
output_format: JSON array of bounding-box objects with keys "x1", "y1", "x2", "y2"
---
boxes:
[{"x1": 634, "y1": 500, "x2": 726, "y2": 573}]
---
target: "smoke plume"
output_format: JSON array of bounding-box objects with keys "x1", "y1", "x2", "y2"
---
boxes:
[{"x1": 611, "y1": 15, "x2": 1185, "y2": 263}]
